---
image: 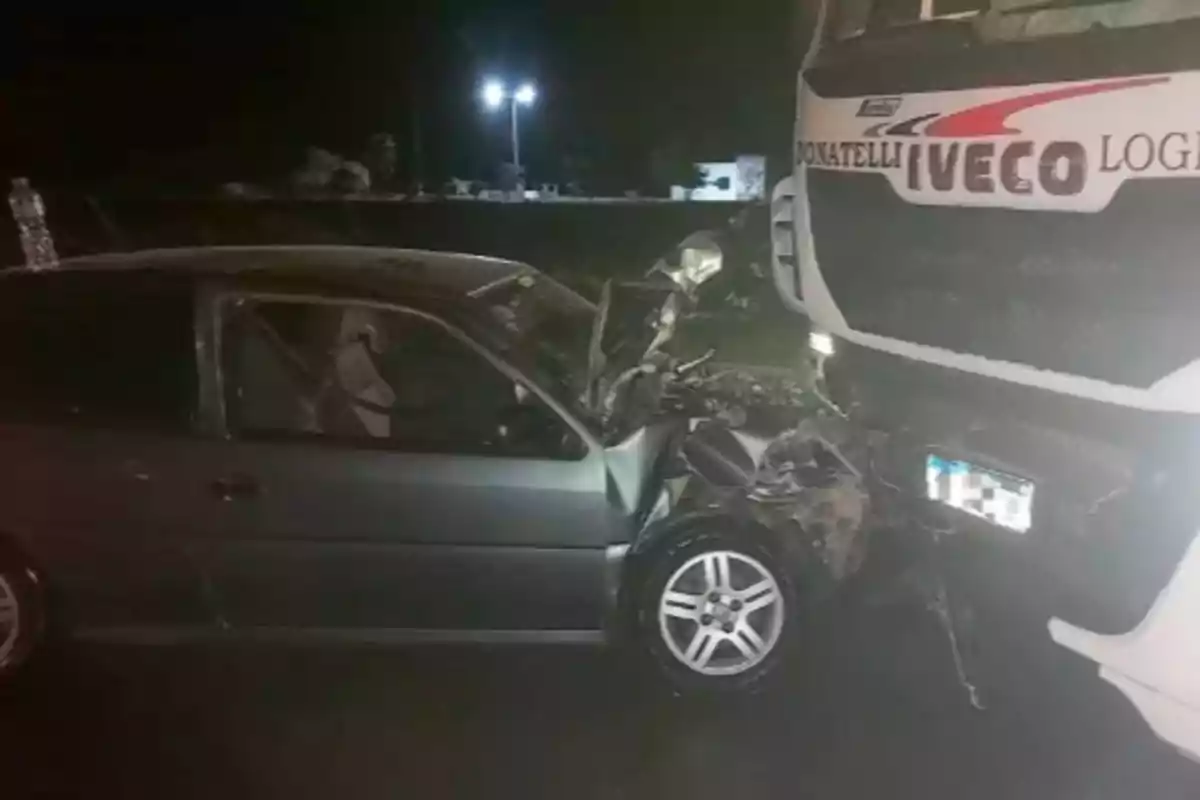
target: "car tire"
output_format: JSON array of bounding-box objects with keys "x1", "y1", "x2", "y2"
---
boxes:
[
  {"x1": 0, "y1": 550, "x2": 43, "y2": 680},
  {"x1": 633, "y1": 524, "x2": 798, "y2": 694}
]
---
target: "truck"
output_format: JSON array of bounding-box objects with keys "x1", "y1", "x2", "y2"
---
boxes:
[{"x1": 775, "y1": 0, "x2": 1200, "y2": 762}]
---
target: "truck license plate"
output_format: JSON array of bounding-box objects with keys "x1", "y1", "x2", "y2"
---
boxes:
[{"x1": 925, "y1": 455, "x2": 1035, "y2": 534}]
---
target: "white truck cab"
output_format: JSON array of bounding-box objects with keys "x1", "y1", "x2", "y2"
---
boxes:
[{"x1": 778, "y1": 0, "x2": 1200, "y2": 762}]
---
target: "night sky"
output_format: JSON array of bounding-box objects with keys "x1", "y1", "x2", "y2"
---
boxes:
[{"x1": 0, "y1": 1, "x2": 799, "y2": 192}]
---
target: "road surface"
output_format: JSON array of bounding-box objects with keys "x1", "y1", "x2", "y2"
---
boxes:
[{"x1": 0, "y1": 574, "x2": 1196, "y2": 800}]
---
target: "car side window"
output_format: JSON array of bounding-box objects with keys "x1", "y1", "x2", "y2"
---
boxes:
[
  {"x1": 0, "y1": 271, "x2": 197, "y2": 431},
  {"x1": 221, "y1": 296, "x2": 587, "y2": 460}
]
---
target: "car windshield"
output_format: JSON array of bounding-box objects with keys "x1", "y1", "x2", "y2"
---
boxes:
[{"x1": 471, "y1": 269, "x2": 597, "y2": 408}]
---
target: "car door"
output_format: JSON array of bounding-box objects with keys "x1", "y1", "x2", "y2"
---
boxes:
[
  {"x1": 200, "y1": 287, "x2": 619, "y2": 637},
  {"x1": 0, "y1": 269, "x2": 218, "y2": 633}
]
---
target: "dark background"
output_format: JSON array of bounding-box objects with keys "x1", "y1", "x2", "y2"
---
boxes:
[{"x1": 0, "y1": 1, "x2": 800, "y2": 192}]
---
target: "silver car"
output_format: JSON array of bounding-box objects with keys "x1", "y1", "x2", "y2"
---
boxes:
[{"x1": 0, "y1": 245, "x2": 823, "y2": 693}]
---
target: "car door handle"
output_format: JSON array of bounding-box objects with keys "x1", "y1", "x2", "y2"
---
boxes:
[{"x1": 210, "y1": 474, "x2": 260, "y2": 502}]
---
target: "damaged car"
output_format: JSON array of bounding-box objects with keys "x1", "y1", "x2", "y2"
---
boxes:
[{"x1": 0, "y1": 242, "x2": 871, "y2": 693}]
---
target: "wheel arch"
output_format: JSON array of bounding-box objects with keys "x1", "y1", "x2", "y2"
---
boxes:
[
  {"x1": 611, "y1": 512, "x2": 796, "y2": 630},
  {"x1": 0, "y1": 527, "x2": 50, "y2": 675},
  {"x1": 0, "y1": 529, "x2": 53, "y2": 622}
]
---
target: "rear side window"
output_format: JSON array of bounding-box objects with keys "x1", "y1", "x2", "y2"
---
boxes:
[{"x1": 0, "y1": 270, "x2": 197, "y2": 431}]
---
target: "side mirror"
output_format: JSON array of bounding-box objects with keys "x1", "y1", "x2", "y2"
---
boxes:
[
  {"x1": 651, "y1": 231, "x2": 724, "y2": 295},
  {"x1": 676, "y1": 244, "x2": 723, "y2": 289}
]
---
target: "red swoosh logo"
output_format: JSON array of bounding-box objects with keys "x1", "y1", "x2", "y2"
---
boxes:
[{"x1": 925, "y1": 76, "x2": 1170, "y2": 138}]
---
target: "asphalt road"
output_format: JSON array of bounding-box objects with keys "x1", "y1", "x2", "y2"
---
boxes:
[{"x1": 1, "y1": 578, "x2": 1197, "y2": 800}]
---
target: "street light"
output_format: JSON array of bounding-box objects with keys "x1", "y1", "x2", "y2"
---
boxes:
[
  {"x1": 482, "y1": 80, "x2": 506, "y2": 110},
  {"x1": 480, "y1": 79, "x2": 537, "y2": 174},
  {"x1": 514, "y1": 83, "x2": 537, "y2": 106}
]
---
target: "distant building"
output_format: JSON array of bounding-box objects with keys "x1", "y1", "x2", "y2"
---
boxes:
[{"x1": 672, "y1": 155, "x2": 767, "y2": 202}]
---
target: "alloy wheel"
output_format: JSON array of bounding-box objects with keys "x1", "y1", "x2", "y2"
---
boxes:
[{"x1": 657, "y1": 550, "x2": 784, "y2": 677}]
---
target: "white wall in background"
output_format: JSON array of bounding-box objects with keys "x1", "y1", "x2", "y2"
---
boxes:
[{"x1": 672, "y1": 156, "x2": 767, "y2": 202}]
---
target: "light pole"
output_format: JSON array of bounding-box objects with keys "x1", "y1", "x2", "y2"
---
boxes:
[{"x1": 481, "y1": 79, "x2": 537, "y2": 174}]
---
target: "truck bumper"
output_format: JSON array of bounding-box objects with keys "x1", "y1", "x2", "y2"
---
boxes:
[{"x1": 1051, "y1": 532, "x2": 1200, "y2": 764}]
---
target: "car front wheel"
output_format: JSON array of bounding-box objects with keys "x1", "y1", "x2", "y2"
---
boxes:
[{"x1": 635, "y1": 527, "x2": 797, "y2": 693}]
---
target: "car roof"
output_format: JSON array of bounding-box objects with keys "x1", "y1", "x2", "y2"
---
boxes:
[{"x1": 1, "y1": 245, "x2": 550, "y2": 299}]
